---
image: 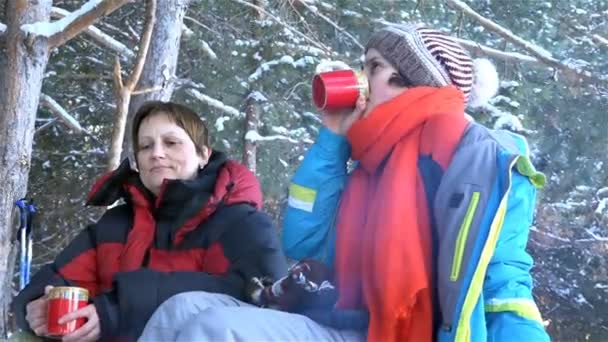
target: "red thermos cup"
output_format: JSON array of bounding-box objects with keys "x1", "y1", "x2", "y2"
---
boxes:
[
  {"x1": 312, "y1": 69, "x2": 368, "y2": 111},
  {"x1": 47, "y1": 286, "x2": 89, "y2": 337}
]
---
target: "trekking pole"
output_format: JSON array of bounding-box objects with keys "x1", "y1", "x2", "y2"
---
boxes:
[
  {"x1": 15, "y1": 199, "x2": 35, "y2": 290},
  {"x1": 25, "y1": 200, "x2": 36, "y2": 288},
  {"x1": 15, "y1": 199, "x2": 28, "y2": 290}
]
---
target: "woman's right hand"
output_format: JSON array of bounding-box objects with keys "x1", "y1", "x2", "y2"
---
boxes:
[
  {"x1": 322, "y1": 95, "x2": 367, "y2": 135},
  {"x1": 25, "y1": 285, "x2": 53, "y2": 336}
]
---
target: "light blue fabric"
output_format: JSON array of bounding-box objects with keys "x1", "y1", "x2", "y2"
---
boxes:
[
  {"x1": 139, "y1": 291, "x2": 364, "y2": 342},
  {"x1": 283, "y1": 125, "x2": 550, "y2": 341},
  {"x1": 282, "y1": 127, "x2": 350, "y2": 266},
  {"x1": 483, "y1": 151, "x2": 549, "y2": 342}
]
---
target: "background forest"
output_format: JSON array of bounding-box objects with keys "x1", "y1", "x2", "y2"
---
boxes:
[{"x1": 1, "y1": 0, "x2": 607, "y2": 341}]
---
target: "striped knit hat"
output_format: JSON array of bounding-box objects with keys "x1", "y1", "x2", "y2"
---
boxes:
[{"x1": 366, "y1": 23, "x2": 491, "y2": 106}]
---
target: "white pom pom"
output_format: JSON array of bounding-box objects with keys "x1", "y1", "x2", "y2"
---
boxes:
[{"x1": 468, "y1": 58, "x2": 499, "y2": 108}]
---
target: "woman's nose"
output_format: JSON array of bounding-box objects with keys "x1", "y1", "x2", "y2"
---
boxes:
[{"x1": 151, "y1": 144, "x2": 165, "y2": 158}]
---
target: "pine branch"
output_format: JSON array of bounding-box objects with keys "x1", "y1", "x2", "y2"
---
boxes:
[
  {"x1": 231, "y1": 0, "x2": 333, "y2": 55},
  {"x1": 245, "y1": 130, "x2": 298, "y2": 144},
  {"x1": 45, "y1": 0, "x2": 133, "y2": 48},
  {"x1": 592, "y1": 34, "x2": 608, "y2": 48},
  {"x1": 39, "y1": 94, "x2": 86, "y2": 133},
  {"x1": 293, "y1": 0, "x2": 363, "y2": 49},
  {"x1": 453, "y1": 37, "x2": 539, "y2": 64},
  {"x1": 51, "y1": 7, "x2": 134, "y2": 59},
  {"x1": 187, "y1": 89, "x2": 244, "y2": 117},
  {"x1": 445, "y1": 0, "x2": 606, "y2": 85},
  {"x1": 132, "y1": 86, "x2": 163, "y2": 95}
]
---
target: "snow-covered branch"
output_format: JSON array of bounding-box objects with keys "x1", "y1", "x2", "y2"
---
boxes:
[
  {"x1": 0, "y1": 22, "x2": 6, "y2": 34},
  {"x1": 292, "y1": 0, "x2": 363, "y2": 49},
  {"x1": 596, "y1": 198, "x2": 608, "y2": 216},
  {"x1": 273, "y1": 41, "x2": 326, "y2": 56},
  {"x1": 132, "y1": 86, "x2": 163, "y2": 96},
  {"x1": 200, "y1": 40, "x2": 217, "y2": 60},
  {"x1": 592, "y1": 34, "x2": 608, "y2": 48},
  {"x1": 39, "y1": 94, "x2": 86, "y2": 133},
  {"x1": 530, "y1": 226, "x2": 571, "y2": 243},
  {"x1": 481, "y1": 102, "x2": 533, "y2": 134},
  {"x1": 187, "y1": 89, "x2": 244, "y2": 117},
  {"x1": 21, "y1": 0, "x2": 131, "y2": 48},
  {"x1": 245, "y1": 130, "x2": 298, "y2": 144},
  {"x1": 231, "y1": 0, "x2": 333, "y2": 55},
  {"x1": 446, "y1": 0, "x2": 605, "y2": 84},
  {"x1": 453, "y1": 37, "x2": 539, "y2": 64},
  {"x1": 51, "y1": 7, "x2": 134, "y2": 59},
  {"x1": 249, "y1": 56, "x2": 316, "y2": 82},
  {"x1": 184, "y1": 15, "x2": 222, "y2": 36},
  {"x1": 583, "y1": 229, "x2": 608, "y2": 242}
]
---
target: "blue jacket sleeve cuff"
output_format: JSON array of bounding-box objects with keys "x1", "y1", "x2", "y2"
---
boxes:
[{"x1": 315, "y1": 127, "x2": 351, "y2": 163}]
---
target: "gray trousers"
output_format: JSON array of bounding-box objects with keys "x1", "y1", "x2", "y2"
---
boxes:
[{"x1": 138, "y1": 292, "x2": 365, "y2": 342}]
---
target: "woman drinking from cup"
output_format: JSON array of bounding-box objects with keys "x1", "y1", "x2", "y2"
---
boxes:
[{"x1": 140, "y1": 22, "x2": 550, "y2": 342}]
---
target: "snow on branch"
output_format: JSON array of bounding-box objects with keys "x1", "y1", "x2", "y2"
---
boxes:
[
  {"x1": 530, "y1": 226, "x2": 571, "y2": 243},
  {"x1": 273, "y1": 41, "x2": 326, "y2": 56},
  {"x1": 39, "y1": 94, "x2": 86, "y2": 133},
  {"x1": 249, "y1": 55, "x2": 316, "y2": 82},
  {"x1": 231, "y1": 0, "x2": 333, "y2": 55},
  {"x1": 453, "y1": 37, "x2": 539, "y2": 64},
  {"x1": 21, "y1": 0, "x2": 131, "y2": 48},
  {"x1": 583, "y1": 229, "x2": 608, "y2": 242},
  {"x1": 187, "y1": 89, "x2": 244, "y2": 117},
  {"x1": 292, "y1": 0, "x2": 363, "y2": 49},
  {"x1": 0, "y1": 22, "x2": 6, "y2": 34},
  {"x1": 200, "y1": 40, "x2": 217, "y2": 60},
  {"x1": 51, "y1": 7, "x2": 134, "y2": 59},
  {"x1": 593, "y1": 34, "x2": 608, "y2": 48},
  {"x1": 245, "y1": 130, "x2": 298, "y2": 144},
  {"x1": 446, "y1": 0, "x2": 606, "y2": 84}
]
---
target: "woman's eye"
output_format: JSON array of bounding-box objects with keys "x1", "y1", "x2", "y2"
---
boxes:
[
  {"x1": 165, "y1": 140, "x2": 179, "y2": 147},
  {"x1": 139, "y1": 144, "x2": 151, "y2": 150},
  {"x1": 369, "y1": 62, "x2": 379, "y2": 74}
]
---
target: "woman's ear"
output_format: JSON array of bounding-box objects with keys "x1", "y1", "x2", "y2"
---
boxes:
[{"x1": 198, "y1": 146, "x2": 211, "y2": 168}]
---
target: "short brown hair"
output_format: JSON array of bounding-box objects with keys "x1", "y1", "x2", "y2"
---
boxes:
[{"x1": 131, "y1": 101, "x2": 209, "y2": 156}]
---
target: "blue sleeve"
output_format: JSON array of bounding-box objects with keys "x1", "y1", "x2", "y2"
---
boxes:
[
  {"x1": 282, "y1": 127, "x2": 350, "y2": 267},
  {"x1": 483, "y1": 172, "x2": 550, "y2": 342}
]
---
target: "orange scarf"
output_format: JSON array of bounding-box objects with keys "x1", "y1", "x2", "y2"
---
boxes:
[{"x1": 335, "y1": 86, "x2": 465, "y2": 341}]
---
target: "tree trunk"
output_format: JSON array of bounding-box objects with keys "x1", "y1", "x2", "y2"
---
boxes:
[
  {"x1": 123, "y1": 0, "x2": 192, "y2": 162},
  {"x1": 242, "y1": 0, "x2": 266, "y2": 172},
  {"x1": 243, "y1": 95, "x2": 259, "y2": 171},
  {"x1": 0, "y1": 1, "x2": 52, "y2": 336}
]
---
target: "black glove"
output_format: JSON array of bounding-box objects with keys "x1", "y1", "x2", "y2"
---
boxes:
[{"x1": 248, "y1": 259, "x2": 338, "y2": 312}]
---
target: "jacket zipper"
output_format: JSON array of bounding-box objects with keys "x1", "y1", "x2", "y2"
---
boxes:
[{"x1": 450, "y1": 191, "x2": 480, "y2": 281}]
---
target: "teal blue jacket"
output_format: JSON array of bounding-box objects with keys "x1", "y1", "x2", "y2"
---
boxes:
[{"x1": 283, "y1": 124, "x2": 550, "y2": 341}]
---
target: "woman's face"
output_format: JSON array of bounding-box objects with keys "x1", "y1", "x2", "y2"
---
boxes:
[
  {"x1": 136, "y1": 112, "x2": 209, "y2": 195},
  {"x1": 362, "y1": 48, "x2": 409, "y2": 115}
]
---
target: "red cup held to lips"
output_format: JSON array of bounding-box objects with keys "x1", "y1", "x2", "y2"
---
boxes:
[
  {"x1": 47, "y1": 286, "x2": 89, "y2": 337},
  {"x1": 312, "y1": 69, "x2": 369, "y2": 111}
]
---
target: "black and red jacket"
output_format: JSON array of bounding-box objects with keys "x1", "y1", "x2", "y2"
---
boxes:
[{"x1": 12, "y1": 151, "x2": 287, "y2": 340}]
